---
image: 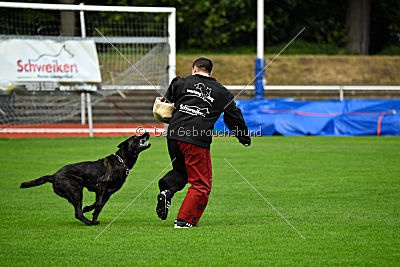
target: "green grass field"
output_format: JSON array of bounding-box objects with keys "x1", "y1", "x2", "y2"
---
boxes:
[{"x1": 1, "y1": 136, "x2": 399, "y2": 265}]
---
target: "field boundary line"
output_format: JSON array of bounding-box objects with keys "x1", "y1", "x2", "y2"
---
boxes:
[{"x1": 224, "y1": 158, "x2": 306, "y2": 240}]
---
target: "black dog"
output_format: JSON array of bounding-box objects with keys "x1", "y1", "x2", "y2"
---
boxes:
[{"x1": 20, "y1": 132, "x2": 151, "y2": 226}]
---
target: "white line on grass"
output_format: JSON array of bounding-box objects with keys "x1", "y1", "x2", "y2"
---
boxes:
[
  {"x1": 95, "y1": 158, "x2": 176, "y2": 240},
  {"x1": 224, "y1": 158, "x2": 306, "y2": 240},
  {"x1": 224, "y1": 27, "x2": 306, "y2": 110},
  {"x1": 94, "y1": 27, "x2": 170, "y2": 103}
]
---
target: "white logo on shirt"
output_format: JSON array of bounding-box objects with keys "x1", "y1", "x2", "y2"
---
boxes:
[
  {"x1": 186, "y1": 83, "x2": 215, "y2": 106},
  {"x1": 179, "y1": 104, "x2": 209, "y2": 117}
]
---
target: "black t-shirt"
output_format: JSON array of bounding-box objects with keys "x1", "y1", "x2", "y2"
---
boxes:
[{"x1": 165, "y1": 74, "x2": 250, "y2": 148}]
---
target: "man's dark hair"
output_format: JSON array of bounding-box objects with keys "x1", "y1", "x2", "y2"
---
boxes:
[{"x1": 192, "y1": 57, "x2": 213, "y2": 74}]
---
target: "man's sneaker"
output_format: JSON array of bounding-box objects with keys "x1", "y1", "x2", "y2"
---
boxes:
[
  {"x1": 156, "y1": 190, "x2": 171, "y2": 220},
  {"x1": 174, "y1": 218, "x2": 197, "y2": 228}
]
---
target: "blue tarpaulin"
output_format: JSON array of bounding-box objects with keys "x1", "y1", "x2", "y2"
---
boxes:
[{"x1": 214, "y1": 99, "x2": 400, "y2": 136}]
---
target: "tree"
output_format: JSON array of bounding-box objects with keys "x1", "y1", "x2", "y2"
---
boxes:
[{"x1": 345, "y1": 0, "x2": 372, "y2": 54}]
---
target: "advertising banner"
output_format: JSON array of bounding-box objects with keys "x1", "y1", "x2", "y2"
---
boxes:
[{"x1": 0, "y1": 39, "x2": 101, "y2": 83}]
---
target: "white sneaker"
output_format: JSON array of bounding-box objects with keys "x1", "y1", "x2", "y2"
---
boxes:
[{"x1": 174, "y1": 218, "x2": 197, "y2": 228}]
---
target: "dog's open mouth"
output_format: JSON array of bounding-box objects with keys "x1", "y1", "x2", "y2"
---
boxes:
[
  {"x1": 140, "y1": 139, "x2": 150, "y2": 147},
  {"x1": 139, "y1": 132, "x2": 151, "y2": 149}
]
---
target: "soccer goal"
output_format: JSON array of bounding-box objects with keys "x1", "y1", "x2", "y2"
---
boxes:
[{"x1": 0, "y1": 2, "x2": 175, "y2": 133}]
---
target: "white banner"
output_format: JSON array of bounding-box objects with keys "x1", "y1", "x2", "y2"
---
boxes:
[{"x1": 0, "y1": 39, "x2": 101, "y2": 83}]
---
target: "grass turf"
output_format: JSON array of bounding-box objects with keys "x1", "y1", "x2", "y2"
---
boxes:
[{"x1": 1, "y1": 136, "x2": 399, "y2": 265}]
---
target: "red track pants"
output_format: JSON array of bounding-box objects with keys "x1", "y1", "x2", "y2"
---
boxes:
[{"x1": 177, "y1": 141, "x2": 212, "y2": 225}]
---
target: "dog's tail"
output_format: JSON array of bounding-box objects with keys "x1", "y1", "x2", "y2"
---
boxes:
[{"x1": 20, "y1": 175, "x2": 53, "y2": 188}]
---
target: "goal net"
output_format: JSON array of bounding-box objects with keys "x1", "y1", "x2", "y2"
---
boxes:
[{"x1": 0, "y1": 2, "x2": 175, "y2": 126}]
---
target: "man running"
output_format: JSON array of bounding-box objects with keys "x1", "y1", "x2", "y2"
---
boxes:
[{"x1": 156, "y1": 56, "x2": 251, "y2": 228}]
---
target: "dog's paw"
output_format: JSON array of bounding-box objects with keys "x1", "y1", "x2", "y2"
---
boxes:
[{"x1": 90, "y1": 220, "x2": 100, "y2": 226}]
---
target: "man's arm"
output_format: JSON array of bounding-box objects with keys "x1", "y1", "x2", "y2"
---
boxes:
[
  {"x1": 223, "y1": 93, "x2": 251, "y2": 146},
  {"x1": 164, "y1": 77, "x2": 181, "y2": 103}
]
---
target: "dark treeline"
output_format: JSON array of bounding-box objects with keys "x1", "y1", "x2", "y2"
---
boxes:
[{"x1": 8, "y1": 0, "x2": 400, "y2": 54}]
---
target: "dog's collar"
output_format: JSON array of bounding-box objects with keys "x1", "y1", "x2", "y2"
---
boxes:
[{"x1": 115, "y1": 154, "x2": 130, "y2": 176}]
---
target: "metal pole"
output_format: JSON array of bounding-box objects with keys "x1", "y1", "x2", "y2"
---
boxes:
[
  {"x1": 79, "y1": 3, "x2": 86, "y2": 38},
  {"x1": 167, "y1": 9, "x2": 176, "y2": 85},
  {"x1": 339, "y1": 86, "x2": 344, "y2": 101},
  {"x1": 257, "y1": 0, "x2": 264, "y2": 60},
  {"x1": 80, "y1": 92, "x2": 85, "y2": 125},
  {"x1": 166, "y1": 9, "x2": 176, "y2": 133},
  {"x1": 255, "y1": 0, "x2": 265, "y2": 100},
  {"x1": 86, "y1": 92, "x2": 94, "y2": 137},
  {"x1": 79, "y1": 3, "x2": 86, "y2": 125}
]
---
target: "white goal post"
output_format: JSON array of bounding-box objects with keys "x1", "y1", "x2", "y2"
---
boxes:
[
  {"x1": 0, "y1": 2, "x2": 176, "y2": 135},
  {"x1": 0, "y1": 1, "x2": 176, "y2": 85}
]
